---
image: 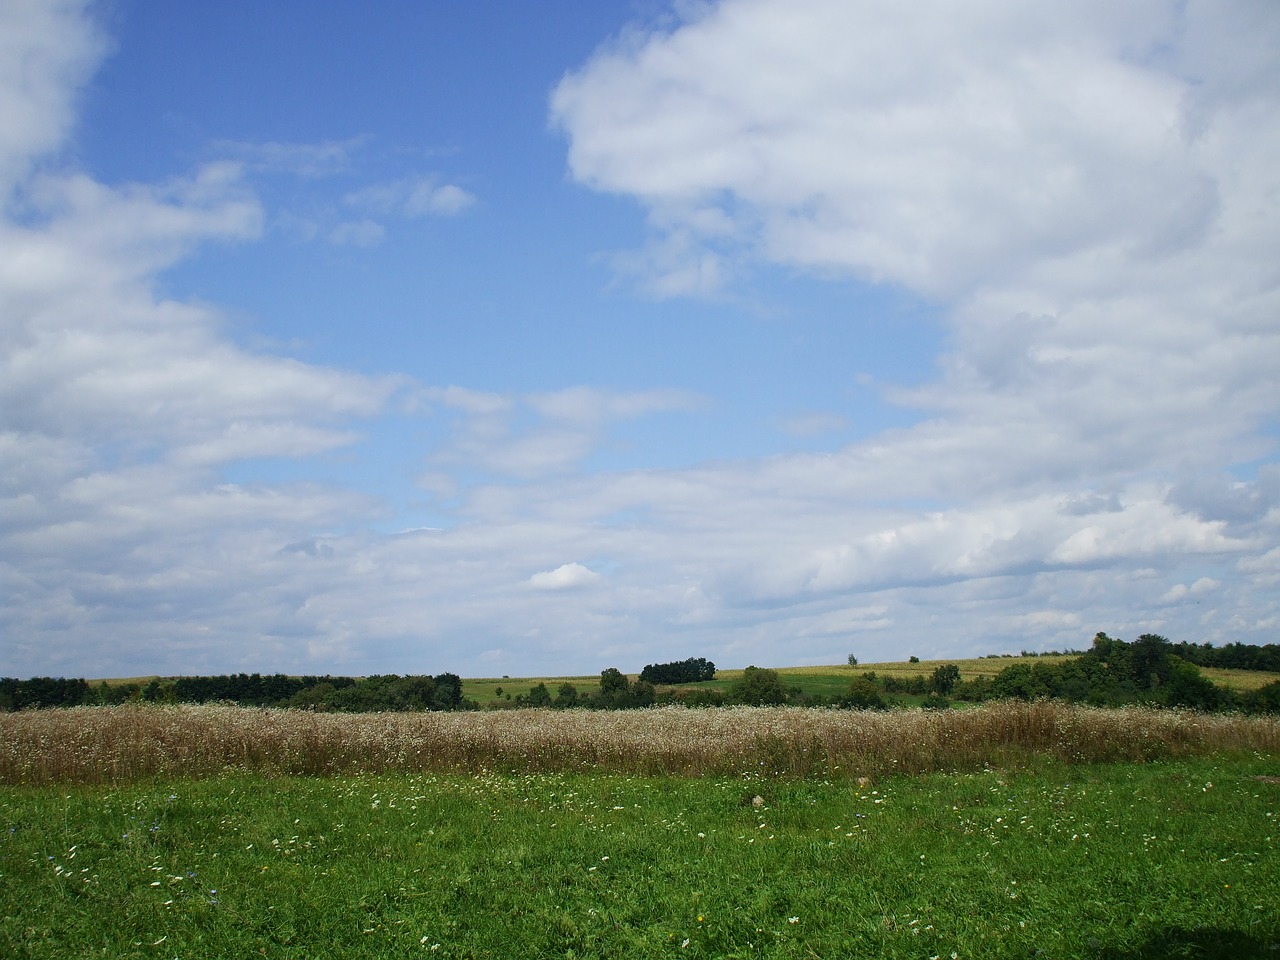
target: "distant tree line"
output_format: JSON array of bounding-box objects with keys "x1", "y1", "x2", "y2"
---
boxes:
[
  {"x1": 0, "y1": 676, "x2": 90, "y2": 711},
  {"x1": 5, "y1": 635, "x2": 1279, "y2": 714},
  {"x1": 639, "y1": 657, "x2": 716, "y2": 685},
  {"x1": 1166, "y1": 640, "x2": 1280, "y2": 673},
  {"x1": 0, "y1": 672, "x2": 472, "y2": 712},
  {"x1": 873, "y1": 634, "x2": 1280, "y2": 714}
]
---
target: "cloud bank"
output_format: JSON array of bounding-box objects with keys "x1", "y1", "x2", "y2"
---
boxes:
[{"x1": 2, "y1": 0, "x2": 1277, "y2": 679}]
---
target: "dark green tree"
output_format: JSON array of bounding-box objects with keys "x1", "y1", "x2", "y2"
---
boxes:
[
  {"x1": 553, "y1": 682, "x2": 579, "y2": 708},
  {"x1": 519, "y1": 683, "x2": 552, "y2": 708},
  {"x1": 598, "y1": 668, "x2": 633, "y2": 708},
  {"x1": 929, "y1": 663, "x2": 961, "y2": 696},
  {"x1": 844, "y1": 677, "x2": 886, "y2": 710},
  {"x1": 731, "y1": 666, "x2": 788, "y2": 705}
]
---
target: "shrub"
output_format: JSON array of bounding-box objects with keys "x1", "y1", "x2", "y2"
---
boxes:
[
  {"x1": 731, "y1": 666, "x2": 789, "y2": 706},
  {"x1": 844, "y1": 678, "x2": 886, "y2": 710}
]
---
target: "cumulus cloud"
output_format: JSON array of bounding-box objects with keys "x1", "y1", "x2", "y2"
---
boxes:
[
  {"x1": 0, "y1": 0, "x2": 105, "y2": 192},
  {"x1": 1160, "y1": 577, "x2": 1221, "y2": 605},
  {"x1": 552, "y1": 0, "x2": 1237, "y2": 300},
  {"x1": 0, "y1": 2, "x2": 407, "y2": 676},
  {"x1": 541, "y1": 0, "x2": 1280, "y2": 659},
  {"x1": 529, "y1": 562, "x2": 602, "y2": 590}
]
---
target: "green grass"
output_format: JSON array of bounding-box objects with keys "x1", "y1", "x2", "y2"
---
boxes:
[{"x1": 3, "y1": 757, "x2": 1277, "y2": 958}]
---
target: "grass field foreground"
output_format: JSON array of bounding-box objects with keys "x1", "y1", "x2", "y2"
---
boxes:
[{"x1": 2, "y1": 757, "x2": 1277, "y2": 958}]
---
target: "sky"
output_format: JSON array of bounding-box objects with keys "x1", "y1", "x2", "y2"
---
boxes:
[{"x1": 2, "y1": 0, "x2": 1278, "y2": 680}]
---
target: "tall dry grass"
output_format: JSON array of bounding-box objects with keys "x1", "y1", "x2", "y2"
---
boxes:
[{"x1": 2, "y1": 702, "x2": 1276, "y2": 786}]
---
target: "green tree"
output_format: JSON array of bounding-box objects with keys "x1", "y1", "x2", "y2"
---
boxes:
[
  {"x1": 519, "y1": 683, "x2": 552, "y2": 708},
  {"x1": 599, "y1": 667, "x2": 628, "y2": 696},
  {"x1": 731, "y1": 666, "x2": 788, "y2": 706},
  {"x1": 844, "y1": 677, "x2": 886, "y2": 710},
  {"x1": 631, "y1": 679, "x2": 656, "y2": 707},
  {"x1": 598, "y1": 668, "x2": 632, "y2": 708},
  {"x1": 553, "y1": 682, "x2": 579, "y2": 708},
  {"x1": 930, "y1": 663, "x2": 961, "y2": 696}
]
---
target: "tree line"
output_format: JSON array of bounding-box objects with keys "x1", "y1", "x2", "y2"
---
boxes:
[
  {"x1": 5, "y1": 634, "x2": 1279, "y2": 714},
  {"x1": 0, "y1": 672, "x2": 471, "y2": 712},
  {"x1": 858, "y1": 634, "x2": 1280, "y2": 714}
]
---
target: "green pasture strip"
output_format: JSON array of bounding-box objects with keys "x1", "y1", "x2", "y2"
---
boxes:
[
  {"x1": 3, "y1": 757, "x2": 1276, "y2": 959},
  {"x1": 462, "y1": 676, "x2": 601, "y2": 703},
  {"x1": 1199, "y1": 667, "x2": 1280, "y2": 693}
]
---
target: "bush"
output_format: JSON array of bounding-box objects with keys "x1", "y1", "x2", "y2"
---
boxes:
[
  {"x1": 844, "y1": 677, "x2": 886, "y2": 710},
  {"x1": 1247, "y1": 681, "x2": 1280, "y2": 714},
  {"x1": 731, "y1": 666, "x2": 789, "y2": 706}
]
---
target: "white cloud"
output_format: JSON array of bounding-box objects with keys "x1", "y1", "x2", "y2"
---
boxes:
[
  {"x1": 213, "y1": 138, "x2": 362, "y2": 178},
  {"x1": 327, "y1": 218, "x2": 385, "y2": 246},
  {"x1": 536, "y1": 0, "x2": 1280, "y2": 663},
  {"x1": 529, "y1": 562, "x2": 603, "y2": 590},
  {"x1": 406, "y1": 181, "x2": 474, "y2": 217},
  {"x1": 0, "y1": 4, "x2": 410, "y2": 676},
  {"x1": 0, "y1": 0, "x2": 105, "y2": 192},
  {"x1": 346, "y1": 176, "x2": 476, "y2": 219},
  {"x1": 552, "y1": 0, "x2": 1232, "y2": 300},
  {"x1": 1160, "y1": 577, "x2": 1222, "y2": 605}
]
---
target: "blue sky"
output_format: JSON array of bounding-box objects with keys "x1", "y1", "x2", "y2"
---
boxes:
[{"x1": 3, "y1": 0, "x2": 1278, "y2": 679}]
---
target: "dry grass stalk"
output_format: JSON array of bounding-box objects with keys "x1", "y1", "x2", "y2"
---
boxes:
[{"x1": 1, "y1": 701, "x2": 1276, "y2": 786}]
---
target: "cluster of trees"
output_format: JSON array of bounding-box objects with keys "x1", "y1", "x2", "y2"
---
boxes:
[
  {"x1": 515, "y1": 668, "x2": 656, "y2": 710},
  {"x1": 639, "y1": 657, "x2": 716, "y2": 685},
  {"x1": 0, "y1": 672, "x2": 472, "y2": 712},
  {"x1": 171, "y1": 674, "x2": 356, "y2": 706},
  {"x1": 862, "y1": 634, "x2": 1280, "y2": 714},
  {"x1": 515, "y1": 665, "x2": 801, "y2": 710},
  {"x1": 0, "y1": 676, "x2": 90, "y2": 711},
  {"x1": 1167, "y1": 640, "x2": 1280, "y2": 673}
]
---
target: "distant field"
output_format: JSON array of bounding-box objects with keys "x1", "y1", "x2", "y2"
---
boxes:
[
  {"x1": 464, "y1": 655, "x2": 1278, "y2": 705},
  {"x1": 82, "y1": 655, "x2": 1279, "y2": 707},
  {"x1": 1200, "y1": 666, "x2": 1280, "y2": 692}
]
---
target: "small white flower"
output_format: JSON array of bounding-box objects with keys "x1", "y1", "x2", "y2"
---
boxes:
[{"x1": 788, "y1": 916, "x2": 799, "y2": 924}]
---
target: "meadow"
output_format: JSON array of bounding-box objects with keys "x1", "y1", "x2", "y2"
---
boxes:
[{"x1": 2, "y1": 701, "x2": 1278, "y2": 958}]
